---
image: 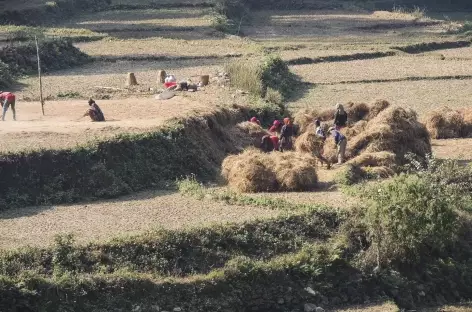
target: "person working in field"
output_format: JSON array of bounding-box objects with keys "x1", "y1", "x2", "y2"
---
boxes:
[
  {"x1": 0, "y1": 91, "x2": 16, "y2": 121},
  {"x1": 334, "y1": 103, "x2": 347, "y2": 130},
  {"x1": 83, "y1": 99, "x2": 105, "y2": 122},
  {"x1": 279, "y1": 117, "x2": 296, "y2": 151},
  {"x1": 329, "y1": 127, "x2": 347, "y2": 164},
  {"x1": 313, "y1": 119, "x2": 331, "y2": 169},
  {"x1": 269, "y1": 120, "x2": 282, "y2": 135},
  {"x1": 250, "y1": 117, "x2": 261, "y2": 125},
  {"x1": 261, "y1": 134, "x2": 279, "y2": 152}
]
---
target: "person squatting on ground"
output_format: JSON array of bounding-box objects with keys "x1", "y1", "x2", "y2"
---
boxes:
[
  {"x1": 334, "y1": 103, "x2": 347, "y2": 130},
  {"x1": 0, "y1": 91, "x2": 16, "y2": 121},
  {"x1": 261, "y1": 135, "x2": 279, "y2": 152},
  {"x1": 83, "y1": 99, "x2": 105, "y2": 122},
  {"x1": 279, "y1": 117, "x2": 296, "y2": 151},
  {"x1": 314, "y1": 119, "x2": 331, "y2": 169},
  {"x1": 329, "y1": 127, "x2": 347, "y2": 164}
]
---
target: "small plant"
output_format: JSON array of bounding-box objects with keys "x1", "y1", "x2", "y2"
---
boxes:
[
  {"x1": 176, "y1": 175, "x2": 206, "y2": 200},
  {"x1": 52, "y1": 234, "x2": 81, "y2": 276}
]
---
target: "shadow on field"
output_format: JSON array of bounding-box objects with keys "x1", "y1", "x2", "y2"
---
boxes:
[{"x1": 0, "y1": 189, "x2": 177, "y2": 220}]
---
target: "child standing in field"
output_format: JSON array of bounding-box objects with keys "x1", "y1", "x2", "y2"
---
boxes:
[
  {"x1": 334, "y1": 103, "x2": 347, "y2": 130},
  {"x1": 0, "y1": 91, "x2": 16, "y2": 121}
]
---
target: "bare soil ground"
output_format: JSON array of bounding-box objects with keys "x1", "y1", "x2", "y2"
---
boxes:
[
  {"x1": 0, "y1": 96, "x2": 217, "y2": 152},
  {"x1": 0, "y1": 190, "x2": 279, "y2": 249},
  {"x1": 432, "y1": 138, "x2": 472, "y2": 162}
]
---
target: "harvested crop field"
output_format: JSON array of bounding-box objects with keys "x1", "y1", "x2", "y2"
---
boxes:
[
  {"x1": 0, "y1": 190, "x2": 279, "y2": 249},
  {"x1": 0, "y1": 96, "x2": 216, "y2": 152},
  {"x1": 432, "y1": 138, "x2": 472, "y2": 162},
  {"x1": 290, "y1": 55, "x2": 472, "y2": 84},
  {"x1": 289, "y1": 79, "x2": 472, "y2": 117}
]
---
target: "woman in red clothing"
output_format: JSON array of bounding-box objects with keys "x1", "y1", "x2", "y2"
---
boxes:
[{"x1": 0, "y1": 91, "x2": 16, "y2": 121}]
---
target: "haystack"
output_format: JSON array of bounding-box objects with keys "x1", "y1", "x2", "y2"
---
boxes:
[
  {"x1": 344, "y1": 120, "x2": 368, "y2": 137},
  {"x1": 293, "y1": 108, "x2": 334, "y2": 134},
  {"x1": 348, "y1": 106, "x2": 431, "y2": 162},
  {"x1": 347, "y1": 151, "x2": 396, "y2": 168},
  {"x1": 323, "y1": 106, "x2": 431, "y2": 165},
  {"x1": 221, "y1": 149, "x2": 278, "y2": 193},
  {"x1": 273, "y1": 152, "x2": 318, "y2": 191},
  {"x1": 461, "y1": 108, "x2": 472, "y2": 137},
  {"x1": 126, "y1": 72, "x2": 138, "y2": 86},
  {"x1": 346, "y1": 102, "x2": 370, "y2": 122},
  {"x1": 294, "y1": 124, "x2": 325, "y2": 154},
  {"x1": 367, "y1": 99, "x2": 390, "y2": 120},
  {"x1": 221, "y1": 149, "x2": 318, "y2": 192},
  {"x1": 232, "y1": 121, "x2": 269, "y2": 148},
  {"x1": 424, "y1": 107, "x2": 464, "y2": 139}
]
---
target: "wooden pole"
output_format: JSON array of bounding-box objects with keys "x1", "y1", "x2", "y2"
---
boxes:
[{"x1": 35, "y1": 36, "x2": 45, "y2": 116}]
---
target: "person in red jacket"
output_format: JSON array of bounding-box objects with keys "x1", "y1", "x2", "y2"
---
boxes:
[
  {"x1": 0, "y1": 91, "x2": 16, "y2": 121},
  {"x1": 261, "y1": 135, "x2": 279, "y2": 152}
]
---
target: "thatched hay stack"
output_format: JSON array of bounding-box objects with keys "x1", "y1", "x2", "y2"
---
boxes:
[
  {"x1": 424, "y1": 107, "x2": 464, "y2": 139},
  {"x1": 273, "y1": 152, "x2": 318, "y2": 191},
  {"x1": 345, "y1": 120, "x2": 368, "y2": 137},
  {"x1": 294, "y1": 124, "x2": 325, "y2": 155},
  {"x1": 233, "y1": 121, "x2": 269, "y2": 148},
  {"x1": 221, "y1": 149, "x2": 318, "y2": 192},
  {"x1": 347, "y1": 151, "x2": 396, "y2": 168},
  {"x1": 323, "y1": 106, "x2": 431, "y2": 165},
  {"x1": 348, "y1": 106, "x2": 431, "y2": 162},
  {"x1": 367, "y1": 99, "x2": 391, "y2": 120},
  {"x1": 293, "y1": 108, "x2": 335, "y2": 134},
  {"x1": 346, "y1": 102, "x2": 370, "y2": 122},
  {"x1": 221, "y1": 149, "x2": 278, "y2": 193}
]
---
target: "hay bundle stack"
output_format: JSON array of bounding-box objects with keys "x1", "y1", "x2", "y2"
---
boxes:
[
  {"x1": 294, "y1": 124, "x2": 325, "y2": 155},
  {"x1": 344, "y1": 120, "x2": 368, "y2": 137},
  {"x1": 323, "y1": 106, "x2": 431, "y2": 165},
  {"x1": 348, "y1": 106, "x2": 431, "y2": 162},
  {"x1": 274, "y1": 152, "x2": 318, "y2": 191},
  {"x1": 233, "y1": 121, "x2": 269, "y2": 148},
  {"x1": 221, "y1": 149, "x2": 318, "y2": 192},
  {"x1": 126, "y1": 72, "x2": 138, "y2": 86},
  {"x1": 347, "y1": 151, "x2": 396, "y2": 168},
  {"x1": 221, "y1": 149, "x2": 278, "y2": 193},
  {"x1": 424, "y1": 107, "x2": 464, "y2": 139},
  {"x1": 293, "y1": 108, "x2": 335, "y2": 134},
  {"x1": 346, "y1": 102, "x2": 370, "y2": 122},
  {"x1": 367, "y1": 99, "x2": 391, "y2": 120}
]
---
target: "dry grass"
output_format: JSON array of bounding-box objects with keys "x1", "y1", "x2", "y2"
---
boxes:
[
  {"x1": 424, "y1": 107, "x2": 465, "y2": 139},
  {"x1": 222, "y1": 149, "x2": 318, "y2": 193},
  {"x1": 329, "y1": 301, "x2": 399, "y2": 312},
  {"x1": 289, "y1": 79, "x2": 472, "y2": 118},
  {"x1": 290, "y1": 55, "x2": 472, "y2": 84},
  {"x1": 0, "y1": 190, "x2": 278, "y2": 249}
]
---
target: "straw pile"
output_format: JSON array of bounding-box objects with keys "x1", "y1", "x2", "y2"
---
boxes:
[
  {"x1": 221, "y1": 149, "x2": 318, "y2": 192},
  {"x1": 293, "y1": 100, "x2": 391, "y2": 136},
  {"x1": 294, "y1": 124, "x2": 325, "y2": 155},
  {"x1": 346, "y1": 102, "x2": 370, "y2": 122},
  {"x1": 347, "y1": 151, "x2": 396, "y2": 167},
  {"x1": 293, "y1": 108, "x2": 334, "y2": 133},
  {"x1": 221, "y1": 149, "x2": 278, "y2": 193},
  {"x1": 425, "y1": 107, "x2": 472, "y2": 139},
  {"x1": 323, "y1": 106, "x2": 431, "y2": 165},
  {"x1": 232, "y1": 121, "x2": 269, "y2": 148},
  {"x1": 344, "y1": 120, "x2": 368, "y2": 137}
]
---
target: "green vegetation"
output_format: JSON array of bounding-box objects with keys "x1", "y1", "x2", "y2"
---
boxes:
[
  {"x1": 0, "y1": 25, "x2": 106, "y2": 42},
  {"x1": 392, "y1": 40, "x2": 471, "y2": 54}
]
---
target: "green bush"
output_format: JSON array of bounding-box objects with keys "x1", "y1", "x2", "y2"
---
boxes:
[
  {"x1": 0, "y1": 61, "x2": 13, "y2": 89},
  {"x1": 363, "y1": 174, "x2": 459, "y2": 266}
]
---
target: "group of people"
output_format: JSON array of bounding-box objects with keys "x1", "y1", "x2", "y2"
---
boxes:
[{"x1": 255, "y1": 103, "x2": 349, "y2": 166}]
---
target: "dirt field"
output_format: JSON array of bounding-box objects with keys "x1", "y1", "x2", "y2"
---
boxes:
[
  {"x1": 0, "y1": 190, "x2": 279, "y2": 249},
  {"x1": 0, "y1": 96, "x2": 216, "y2": 152}
]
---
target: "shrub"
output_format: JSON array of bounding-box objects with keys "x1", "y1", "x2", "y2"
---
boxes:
[
  {"x1": 0, "y1": 61, "x2": 13, "y2": 89},
  {"x1": 364, "y1": 174, "x2": 459, "y2": 267}
]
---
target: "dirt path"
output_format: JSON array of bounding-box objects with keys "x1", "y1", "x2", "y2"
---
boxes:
[
  {"x1": 0, "y1": 190, "x2": 279, "y2": 249},
  {"x1": 0, "y1": 96, "x2": 215, "y2": 152}
]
